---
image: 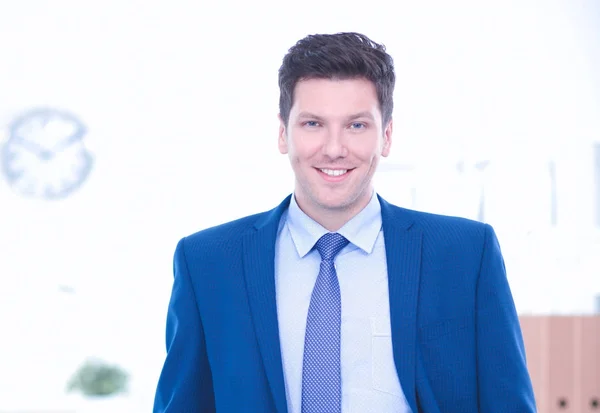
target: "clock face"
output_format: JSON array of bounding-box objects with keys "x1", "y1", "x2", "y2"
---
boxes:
[{"x1": 1, "y1": 109, "x2": 94, "y2": 200}]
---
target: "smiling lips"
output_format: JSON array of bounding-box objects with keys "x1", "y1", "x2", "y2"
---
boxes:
[{"x1": 317, "y1": 167, "x2": 354, "y2": 182}]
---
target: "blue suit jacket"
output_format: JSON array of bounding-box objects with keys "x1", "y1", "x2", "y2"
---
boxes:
[{"x1": 153, "y1": 195, "x2": 537, "y2": 412}]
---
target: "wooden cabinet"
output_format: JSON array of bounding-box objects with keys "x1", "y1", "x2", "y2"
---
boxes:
[{"x1": 519, "y1": 316, "x2": 600, "y2": 413}]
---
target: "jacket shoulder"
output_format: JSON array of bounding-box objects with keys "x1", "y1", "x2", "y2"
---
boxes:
[
  {"x1": 387, "y1": 203, "x2": 491, "y2": 242},
  {"x1": 416, "y1": 208, "x2": 486, "y2": 231},
  {"x1": 175, "y1": 195, "x2": 292, "y2": 260},
  {"x1": 183, "y1": 210, "x2": 269, "y2": 247}
]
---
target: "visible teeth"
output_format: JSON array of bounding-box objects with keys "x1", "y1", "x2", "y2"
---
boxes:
[{"x1": 320, "y1": 169, "x2": 348, "y2": 176}]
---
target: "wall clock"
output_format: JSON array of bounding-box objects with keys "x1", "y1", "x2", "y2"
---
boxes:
[{"x1": 1, "y1": 108, "x2": 94, "y2": 200}]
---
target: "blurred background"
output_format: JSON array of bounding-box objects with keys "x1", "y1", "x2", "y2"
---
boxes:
[{"x1": 0, "y1": 0, "x2": 599, "y2": 411}]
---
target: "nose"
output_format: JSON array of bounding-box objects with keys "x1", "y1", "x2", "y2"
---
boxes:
[{"x1": 322, "y1": 128, "x2": 348, "y2": 159}]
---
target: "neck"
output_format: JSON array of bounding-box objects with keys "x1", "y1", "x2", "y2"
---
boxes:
[{"x1": 294, "y1": 191, "x2": 373, "y2": 232}]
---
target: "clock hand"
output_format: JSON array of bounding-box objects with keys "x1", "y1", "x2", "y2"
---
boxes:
[
  {"x1": 52, "y1": 133, "x2": 82, "y2": 153},
  {"x1": 13, "y1": 137, "x2": 54, "y2": 159}
]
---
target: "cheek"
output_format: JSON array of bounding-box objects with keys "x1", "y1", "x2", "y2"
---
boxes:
[
  {"x1": 289, "y1": 139, "x2": 320, "y2": 161},
  {"x1": 288, "y1": 149, "x2": 307, "y2": 170},
  {"x1": 350, "y1": 141, "x2": 381, "y2": 161}
]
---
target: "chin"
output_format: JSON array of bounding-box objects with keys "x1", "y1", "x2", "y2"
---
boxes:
[{"x1": 315, "y1": 195, "x2": 355, "y2": 211}]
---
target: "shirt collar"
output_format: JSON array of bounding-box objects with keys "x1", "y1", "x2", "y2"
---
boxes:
[{"x1": 286, "y1": 191, "x2": 382, "y2": 258}]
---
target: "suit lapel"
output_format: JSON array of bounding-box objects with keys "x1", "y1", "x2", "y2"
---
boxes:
[
  {"x1": 379, "y1": 196, "x2": 422, "y2": 413},
  {"x1": 242, "y1": 196, "x2": 291, "y2": 413}
]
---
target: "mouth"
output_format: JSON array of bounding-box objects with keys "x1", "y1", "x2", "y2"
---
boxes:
[{"x1": 316, "y1": 167, "x2": 354, "y2": 182}]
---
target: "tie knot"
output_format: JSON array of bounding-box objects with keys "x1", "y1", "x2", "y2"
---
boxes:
[{"x1": 315, "y1": 233, "x2": 349, "y2": 261}]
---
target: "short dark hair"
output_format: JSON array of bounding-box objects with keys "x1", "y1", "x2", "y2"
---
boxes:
[{"x1": 278, "y1": 32, "x2": 395, "y2": 127}]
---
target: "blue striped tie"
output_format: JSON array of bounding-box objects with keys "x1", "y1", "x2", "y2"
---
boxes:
[{"x1": 301, "y1": 232, "x2": 349, "y2": 413}]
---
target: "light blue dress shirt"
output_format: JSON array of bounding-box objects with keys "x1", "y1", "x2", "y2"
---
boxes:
[{"x1": 274, "y1": 192, "x2": 412, "y2": 413}]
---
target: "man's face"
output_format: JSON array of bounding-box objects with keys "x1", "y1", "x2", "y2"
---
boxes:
[{"x1": 278, "y1": 77, "x2": 392, "y2": 217}]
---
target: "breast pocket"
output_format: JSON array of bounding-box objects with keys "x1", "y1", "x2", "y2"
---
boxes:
[
  {"x1": 418, "y1": 315, "x2": 472, "y2": 342},
  {"x1": 417, "y1": 315, "x2": 475, "y2": 397},
  {"x1": 370, "y1": 317, "x2": 403, "y2": 397}
]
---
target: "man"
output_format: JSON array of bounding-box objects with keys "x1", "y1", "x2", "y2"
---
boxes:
[{"x1": 153, "y1": 32, "x2": 536, "y2": 412}]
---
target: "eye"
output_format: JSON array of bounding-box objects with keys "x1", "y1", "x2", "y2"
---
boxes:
[
  {"x1": 349, "y1": 122, "x2": 366, "y2": 129},
  {"x1": 303, "y1": 121, "x2": 321, "y2": 128}
]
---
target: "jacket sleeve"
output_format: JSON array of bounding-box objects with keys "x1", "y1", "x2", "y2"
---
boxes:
[
  {"x1": 476, "y1": 224, "x2": 537, "y2": 412},
  {"x1": 153, "y1": 237, "x2": 216, "y2": 412}
]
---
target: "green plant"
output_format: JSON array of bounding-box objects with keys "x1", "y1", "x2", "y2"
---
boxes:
[{"x1": 67, "y1": 358, "x2": 129, "y2": 397}]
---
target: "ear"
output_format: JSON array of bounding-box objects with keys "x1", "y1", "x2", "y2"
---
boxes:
[
  {"x1": 278, "y1": 114, "x2": 289, "y2": 155},
  {"x1": 381, "y1": 118, "x2": 393, "y2": 157}
]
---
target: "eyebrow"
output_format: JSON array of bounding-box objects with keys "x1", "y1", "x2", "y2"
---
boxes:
[{"x1": 297, "y1": 111, "x2": 375, "y2": 121}]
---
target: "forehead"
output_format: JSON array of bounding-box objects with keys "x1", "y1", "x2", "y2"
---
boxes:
[{"x1": 291, "y1": 77, "x2": 380, "y2": 118}]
